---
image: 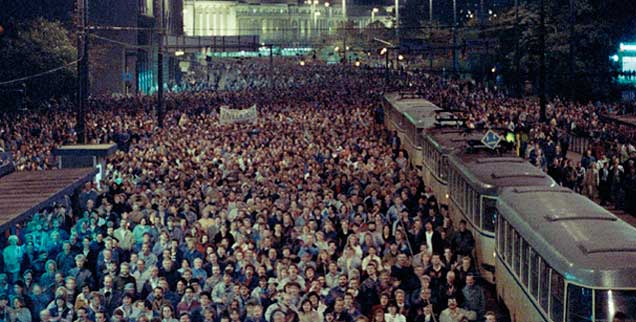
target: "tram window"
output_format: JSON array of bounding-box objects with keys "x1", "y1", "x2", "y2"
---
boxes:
[
  {"x1": 467, "y1": 189, "x2": 473, "y2": 221},
  {"x1": 505, "y1": 222, "x2": 513, "y2": 265},
  {"x1": 497, "y1": 215, "x2": 505, "y2": 256},
  {"x1": 529, "y1": 248, "x2": 539, "y2": 299},
  {"x1": 566, "y1": 285, "x2": 592, "y2": 322},
  {"x1": 520, "y1": 239, "x2": 529, "y2": 287},
  {"x1": 473, "y1": 191, "x2": 481, "y2": 228},
  {"x1": 550, "y1": 270, "x2": 565, "y2": 322},
  {"x1": 595, "y1": 290, "x2": 636, "y2": 322},
  {"x1": 441, "y1": 157, "x2": 448, "y2": 180},
  {"x1": 513, "y1": 230, "x2": 521, "y2": 276},
  {"x1": 482, "y1": 197, "x2": 496, "y2": 233},
  {"x1": 463, "y1": 181, "x2": 469, "y2": 213},
  {"x1": 539, "y1": 260, "x2": 550, "y2": 312}
]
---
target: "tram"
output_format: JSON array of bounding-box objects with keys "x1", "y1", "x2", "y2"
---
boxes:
[
  {"x1": 382, "y1": 92, "x2": 451, "y2": 169},
  {"x1": 496, "y1": 186, "x2": 636, "y2": 322},
  {"x1": 446, "y1": 153, "x2": 556, "y2": 284}
]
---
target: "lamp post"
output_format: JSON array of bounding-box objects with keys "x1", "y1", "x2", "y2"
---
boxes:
[
  {"x1": 452, "y1": 0, "x2": 457, "y2": 75},
  {"x1": 429, "y1": 0, "x2": 433, "y2": 24},
  {"x1": 371, "y1": 7, "x2": 379, "y2": 24},
  {"x1": 539, "y1": 0, "x2": 547, "y2": 122},
  {"x1": 394, "y1": 0, "x2": 399, "y2": 37}
]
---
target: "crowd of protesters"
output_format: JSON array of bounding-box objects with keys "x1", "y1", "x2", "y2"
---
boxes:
[
  {"x1": 1, "y1": 58, "x2": 636, "y2": 322},
  {"x1": 0, "y1": 62, "x2": 498, "y2": 322},
  {"x1": 396, "y1": 72, "x2": 636, "y2": 214}
]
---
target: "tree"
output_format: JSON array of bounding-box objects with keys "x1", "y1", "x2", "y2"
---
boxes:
[
  {"x1": 493, "y1": 0, "x2": 636, "y2": 101},
  {"x1": 0, "y1": 18, "x2": 77, "y2": 110}
]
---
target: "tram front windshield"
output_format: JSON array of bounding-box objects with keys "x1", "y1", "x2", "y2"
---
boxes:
[{"x1": 595, "y1": 290, "x2": 636, "y2": 322}]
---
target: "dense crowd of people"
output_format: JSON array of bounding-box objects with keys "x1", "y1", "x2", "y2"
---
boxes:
[
  {"x1": 0, "y1": 59, "x2": 634, "y2": 322},
  {"x1": 0, "y1": 62, "x2": 496, "y2": 322},
  {"x1": 401, "y1": 73, "x2": 636, "y2": 214}
]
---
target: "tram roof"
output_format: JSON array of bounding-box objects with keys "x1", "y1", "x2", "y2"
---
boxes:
[
  {"x1": 498, "y1": 186, "x2": 636, "y2": 288},
  {"x1": 384, "y1": 92, "x2": 448, "y2": 129},
  {"x1": 448, "y1": 154, "x2": 556, "y2": 194}
]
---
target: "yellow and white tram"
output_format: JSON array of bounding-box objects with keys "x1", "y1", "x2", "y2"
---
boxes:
[
  {"x1": 496, "y1": 186, "x2": 636, "y2": 322},
  {"x1": 382, "y1": 92, "x2": 447, "y2": 169},
  {"x1": 447, "y1": 156, "x2": 556, "y2": 284}
]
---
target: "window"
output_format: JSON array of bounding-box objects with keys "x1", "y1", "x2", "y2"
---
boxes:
[
  {"x1": 529, "y1": 248, "x2": 539, "y2": 298},
  {"x1": 566, "y1": 285, "x2": 592, "y2": 322},
  {"x1": 539, "y1": 259, "x2": 550, "y2": 312},
  {"x1": 550, "y1": 270, "x2": 564, "y2": 322},
  {"x1": 497, "y1": 214, "x2": 505, "y2": 256},
  {"x1": 520, "y1": 240, "x2": 529, "y2": 287},
  {"x1": 440, "y1": 156, "x2": 448, "y2": 181},
  {"x1": 463, "y1": 181, "x2": 469, "y2": 214},
  {"x1": 595, "y1": 290, "x2": 636, "y2": 322},
  {"x1": 513, "y1": 230, "x2": 521, "y2": 276},
  {"x1": 473, "y1": 190, "x2": 481, "y2": 228},
  {"x1": 482, "y1": 197, "x2": 496, "y2": 232},
  {"x1": 505, "y1": 222, "x2": 513, "y2": 265}
]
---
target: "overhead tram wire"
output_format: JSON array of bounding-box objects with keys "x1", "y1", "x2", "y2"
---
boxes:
[{"x1": 0, "y1": 57, "x2": 82, "y2": 87}]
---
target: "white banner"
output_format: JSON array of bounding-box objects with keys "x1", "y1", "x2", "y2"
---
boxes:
[{"x1": 219, "y1": 105, "x2": 258, "y2": 124}]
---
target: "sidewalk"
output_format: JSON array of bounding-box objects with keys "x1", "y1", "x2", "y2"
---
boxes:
[{"x1": 567, "y1": 150, "x2": 636, "y2": 227}]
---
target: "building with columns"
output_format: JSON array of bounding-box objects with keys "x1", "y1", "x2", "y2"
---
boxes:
[{"x1": 182, "y1": 0, "x2": 387, "y2": 44}]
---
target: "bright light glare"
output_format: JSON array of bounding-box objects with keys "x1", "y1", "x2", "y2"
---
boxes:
[
  {"x1": 491, "y1": 67, "x2": 496, "y2": 73},
  {"x1": 398, "y1": 54, "x2": 404, "y2": 60},
  {"x1": 380, "y1": 47, "x2": 387, "y2": 55},
  {"x1": 355, "y1": 61, "x2": 361, "y2": 67},
  {"x1": 611, "y1": 55, "x2": 619, "y2": 62},
  {"x1": 175, "y1": 50, "x2": 184, "y2": 56},
  {"x1": 620, "y1": 43, "x2": 636, "y2": 52},
  {"x1": 299, "y1": 60, "x2": 305, "y2": 66}
]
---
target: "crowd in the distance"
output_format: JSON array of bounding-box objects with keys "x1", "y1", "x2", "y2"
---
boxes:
[{"x1": 0, "y1": 62, "x2": 498, "y2": 322}]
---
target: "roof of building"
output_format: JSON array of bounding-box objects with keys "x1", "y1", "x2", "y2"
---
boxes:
[{"x1": 0, "y1": 168, "x2": 97, "y2": 231}]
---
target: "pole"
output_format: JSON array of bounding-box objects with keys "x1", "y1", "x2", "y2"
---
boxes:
[
  {"x1": 385, "y1": 50, "x2": 389, "y2": 86},
  {"x1": 269, "y1": 45, "x2": 273, "y2": 68},
  {"x1": 76, "y1": 0, "x2": 88, "y2": 144},
  {"x1": 394, "y1": 0, "x2": 399, "y2": 38},
  {"x1": 429, "y1": 0, "x2": 432, "y2": 24},
  {"x1": 539, "y1": 0, "x2": 547, "y2": 122},
  {"x1": 569, "y1": 0, "x2": 575, "y2": 99},
  {"x1": 479, "y1": 0, "x2": 485, "y2": 80},
  {"x1": 452, "y1": 0, "x2": 457, "y2": 75},
  {"x1": 157, "y1": 0, "x2": 165, "y2": 128},
  {"x1": 514, "y1": 0, "x2": 520, "y2": 97}
]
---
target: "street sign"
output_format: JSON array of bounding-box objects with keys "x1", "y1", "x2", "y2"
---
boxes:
[{"x1": 481, "y1": 129, "x2": 501, "y2": 149}]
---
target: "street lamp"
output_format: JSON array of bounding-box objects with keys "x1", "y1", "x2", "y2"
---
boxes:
[{"x1": 371, "y1": 7, "x2": 379, "y2": 23}]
